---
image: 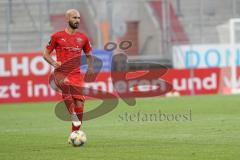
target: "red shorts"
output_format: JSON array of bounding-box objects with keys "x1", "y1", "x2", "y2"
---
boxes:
[{"x1": 54, "y1": 72, "x2": 85, "y2": 102}]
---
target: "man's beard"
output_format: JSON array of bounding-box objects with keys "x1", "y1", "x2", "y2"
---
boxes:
[{"x1": 69, "y1": 21, "x2": 79, "y2": 29}]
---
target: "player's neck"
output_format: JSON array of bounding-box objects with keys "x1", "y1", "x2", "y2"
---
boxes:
[{"x1": 65, "y1": 27, "x2": 77, "y2": 35}]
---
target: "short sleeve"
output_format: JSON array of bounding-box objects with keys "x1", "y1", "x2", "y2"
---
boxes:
[
  {"x1": 46, "y1": 34, "x2": 57, "y2": 53},
  {"x1": 83, "y1": 37, "x2": 92, "y2": 54}
]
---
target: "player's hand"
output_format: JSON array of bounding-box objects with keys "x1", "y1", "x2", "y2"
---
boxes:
[
  {"x1": 53, "y1": 61, "x2": 61, "y2": 69},
  {"x1": 85, "y1": 67, "x2": 95, "y2": 82}
]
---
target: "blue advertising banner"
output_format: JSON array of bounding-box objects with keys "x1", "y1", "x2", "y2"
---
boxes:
[
  {"x1": 81, "y1": 50, "x2": 112, "y2": 72},
  {"x1": 173, "y1": 44, "x2": 240, "y2": 69}
]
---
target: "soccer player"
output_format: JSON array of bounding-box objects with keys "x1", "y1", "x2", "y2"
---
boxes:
[{"x1": 42, "y1": 9, "x2": 94, "y2": 143}]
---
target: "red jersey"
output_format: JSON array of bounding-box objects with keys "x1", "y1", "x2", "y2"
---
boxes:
[
  {"x1": 46, "y1": 30, "x2": 92, "y2": 75},
  {"x1": 46, "y1": 31, "x2": 92, "y2": 101}
]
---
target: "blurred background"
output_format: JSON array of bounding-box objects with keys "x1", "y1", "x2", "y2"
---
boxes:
[
  {"x1": 2, "y1": 0, "x2": 240, "y2": 57},
  {"x1": 1, "y1": 0, "x2": 240, "y2": 102}
]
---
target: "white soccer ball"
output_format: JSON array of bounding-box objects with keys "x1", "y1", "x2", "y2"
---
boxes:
[{"x1": 70, "y1": 130, "x2": 87, "y2": 147}]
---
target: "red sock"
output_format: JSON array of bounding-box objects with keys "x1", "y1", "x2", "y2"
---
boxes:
[
  {"x1": 74, "y1": 107, "x2": 83, "y2": 122},
  {"x1": 64, "y1": 99, "x2": 78, "y2": 132},
  {"x1": 64, "y1": 99, "x2": 84, "y2": 132},
  {"x1": 72, "y1": 122, "x2": 80, "y2": 132}
]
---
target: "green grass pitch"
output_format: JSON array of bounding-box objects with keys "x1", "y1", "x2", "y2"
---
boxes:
[{"x1": 0, "y1": 95, "x2": 240, "y2": 160}]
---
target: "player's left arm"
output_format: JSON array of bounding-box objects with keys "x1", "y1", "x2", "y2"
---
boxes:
[
  {"x1": 86, "y1": 53, "x2": 94, "y2": 74},
  {"x1": 83, "y1": 37, "x2": 95, "y2": 81},
  {"x1": 85, "y1": 52, "x2": 95, "y2": 82}
]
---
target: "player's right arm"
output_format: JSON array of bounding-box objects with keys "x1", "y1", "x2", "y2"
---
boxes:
[
  {"x1": 43, "y1": 48, "x2": 61, "y2": 69},
  {"x1": 42, "y1": 34, "x2": 61, "y2": 69}
]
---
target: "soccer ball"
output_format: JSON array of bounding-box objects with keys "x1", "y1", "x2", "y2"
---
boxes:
[{"x1": 70, "y1": 130, "x2": 87, "y2": 147}]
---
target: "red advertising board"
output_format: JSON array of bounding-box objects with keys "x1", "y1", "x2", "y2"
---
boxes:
[
  {"x1": 0, "y1": 53, "x2": 222, "y2": 104},
  {"x1": 0, "y1": 53, "x2": 60, "y2": 103}
]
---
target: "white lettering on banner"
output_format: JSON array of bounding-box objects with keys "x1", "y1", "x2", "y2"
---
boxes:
[
  {"x1": 27, "y1": 80, "x2": 56, "y2": 97},
  {"x1": 0, "y1": 58, "x2": 11, "y2": 76},
  {"x1": 138, "y1": 80, "x2": 151, "y2": 92},
  {"x1": 31, "y1": 57, "x2": 49, "y2": 75},
  {"x1": 107, "y1": 78, "x2": 114, "y2": 93},
  {"x1": 35, "y1": 84, "x2": 49, "y2": 97},
  {"x1": 27, "y1": 81, "x2": 33, "y2": 97},
  {"x1": 84, "y1": 78, "x2": 167, "y2": 95},
  {"x1": 9, "y1": 83, "x2": 21, "y2": 98},
  {"x1": 136, "y1": 80, "x2": 166, "y2": 92},
  {"x1": 0, "y1": 86, "x2": 8, "y2": 98},
  {"x1": 0, "y1": 83, "x2": 21, "y2": 99},
  {"x1": 84, "y1": 81, "x2": 108, "y2": 95},
  {"x1": 152, "y1": 80, "x2": 167, "y2": 91},
  {"x1": 129, "y1": 80, "x2": 138, "y2": 92},
  {"x1": 11, "y1": 57, "x2": 29, "y2": 76},
  {"x1": 173, "y1": 44, "x2": 240, "y2": 69},
  {"x1": 0, "y1": 67, "x2": 222, "y2": 103},
  {"x1": 173, "y1": 73, "x2": 217, "y2": 91},
  {"x1": 0, "y1": 56, "x2": 51, "y2": 77}
]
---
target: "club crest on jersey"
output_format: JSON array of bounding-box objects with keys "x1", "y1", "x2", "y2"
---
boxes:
[{"x1": 76, "y1": 38, "x2": 83, "y2": 44}]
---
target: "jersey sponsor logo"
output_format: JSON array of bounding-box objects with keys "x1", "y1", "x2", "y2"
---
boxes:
[{"x1": 62, "y1": 47, "x2": 82, "y2": 52}]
